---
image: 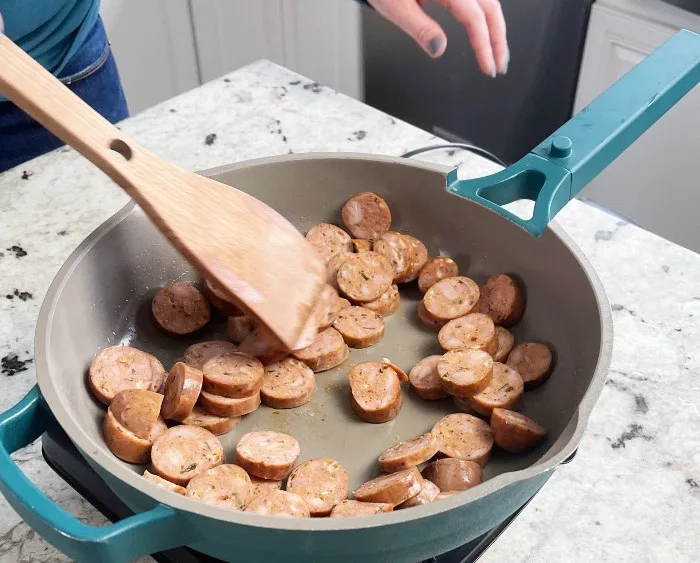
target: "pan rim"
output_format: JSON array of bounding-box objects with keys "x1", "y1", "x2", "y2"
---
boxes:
[{"x1": 34, "y1": 152, "x2": 613, "y2": 532}]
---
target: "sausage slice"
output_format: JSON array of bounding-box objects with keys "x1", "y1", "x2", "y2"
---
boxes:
[
  {"x1": 378, "y1": 433, "x2": 439, "y2": 472},
  {"x1": 306, "y1": 223, "x2": 353, "y2": 264},
  {"x1": 330, "y1": 499, "x2": 393, "y2": 517},
  {"x1": 353, "y1": 467, "x2": 424, "y2": 506},
  {"x1": 109, "y1": 389, "x2": 163, "y2": 440},
  {"x1": 161, "y1": 362, "x2": 203, "y2": 421},
  {"x1": 150, "y1": 425, "x2": 224, "y2": 486},
  {"x1": 143, "y1": 470, "x2": 187, "y2": 495},
  {"x1": 249, "y1": 476, "x2": 283, "y2": 500},
  {"x1": 317, "y1": 292, "x2": 351, "y2": 331},
  {"x1": 292, "y1": 327, "x2": 349, "y2": 373},
  {"x1": 181, "y1": 406, "x2": 240, "y2": 436},
  {"x1": 396, "y1": 479, "x2": 440, "y2": 508},
  {"x1": 349, "y1": 361, "x2": 403, "y2": 423},
  {"x1": 491, "y1": 408, "x2": 547, "y2": 453},
  {"x1": 201, "y1": 352, "x2": 264, "y2": 398},
  {"x1": 493, "y1": 327, "x2": 515, "y2": 362},
  {"x1": 261, "y1": 357, "x2": 316, "y2": 408},
  {"x1": 409, "y1": 356, "x2": 449, "y2": 400},
  {"x1": 421, "y1": 458, "x2": 483, "y2": 492},
  {"x1": 337, "y1": 252, "x2": 393, "y2": 303},
  {"x1": 341, "y1": 192, "x2": 392, "y2": 240},
  {"x1": 238, "y1": 325, "x2": 289, "y2": 365},
  {"x1": 351, "y1": 239, "x2": 372, "y2": 253},
  {"x1": 89, "y1": 345, "x2": 166, "y2": 405},
  {"x1": 373, "y1": 232, "x2": 416, "y2": 283},
  {"x1": 417, "y1": 300, "x2": 447, "y2": 331},
  {"x1": 244, "y1": 489, "x2": 311, "y2": 518},
  {"x1": 463, "y1": 362, "x2": 524, "y2": 416},
  {"x1": 152, "y1": 283, "x2": 211, "y2": 335},
  {"x1": 326, "y1": 252, "x2": 354, "y2": 290},
  {"x1": 418, "y1": 257, "x2": 459, "y2": 293},
  {"x1": 437, "y1": 349, "x2": 494, "y2": 397},
  {"x1": 424, "y1": 276, "x2": 480, "y2": 321},
  {"x1": 185, "y1": 464, "x2": 252, "y2": 510},
  {"x1": 333, "y1": 306, "x2": 385, "y2": 348},
  {"x1": 403, "y1": 235, "x2": 430, "y2": 283},
  {"x1": 474, "y1": 274, "x2": 525, "y2": 327},
  {"x1": 103, "y1": 409, "x2": 165, "y2": 464},
  {"x1": 183, "y1": 341, "x2": 238, "y2": 370},
  {"x1": 203, "y1": 279, "x2": 243, "y2": 317},
  {"x1": 286, "y1": 458, "x2": 350, "y2": 516},
  {"x1": 362, "y1": 284, "x2": 400, "y2": 317},
  {"x1": 438, "y1": 313, "x2": 497, "y2": 354},
  {"x1": 226, "y1": 316, "x2": 257, "y2": 344},
  {"x1": 235, "y1": 430, "x2": 300, "y2": 480},
  {"x1": 432, "y1": 413, "x2": 494, "y2": 466},
  {"x1": 198, "y1": 390, "x2": 261, "y2": 418},
  {"x1": 506, "y1": 342, "x2": 553, "y2": 389}
]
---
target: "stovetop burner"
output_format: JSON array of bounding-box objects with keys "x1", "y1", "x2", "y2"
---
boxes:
[{"x1": 41, "y1": 423, "x2": 574, "y2": 563}]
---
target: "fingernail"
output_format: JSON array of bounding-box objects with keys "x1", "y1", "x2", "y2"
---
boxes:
[
  {"x1": 490, "y1": 61, "x2": 497, "y2": 79},
  {"x1": 428, "y1": 36, "x2": 445, "y2": 57},
  {"x1": 502, "y1": 52, "x2": 510, "y2": 75}
]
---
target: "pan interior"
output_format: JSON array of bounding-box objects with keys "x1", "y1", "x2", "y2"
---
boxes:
[{"x1": 42, "y1": 156, "x2": 602, "y2": 492}]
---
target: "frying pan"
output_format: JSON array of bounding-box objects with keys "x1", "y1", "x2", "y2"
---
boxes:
[{"x1": 0, "y1": 31, "x2": 698, "y2": 563}]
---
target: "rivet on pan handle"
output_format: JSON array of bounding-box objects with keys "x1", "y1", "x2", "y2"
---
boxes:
[
  {"x1": 0, "y1": 386, "x2": 190, "y2": 563},
  {"x1": 447, "y1": 29, "x2": 700, "y2": 237}
]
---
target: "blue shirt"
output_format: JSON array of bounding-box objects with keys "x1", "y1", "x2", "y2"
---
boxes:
[{"x1": 0, "y1": 0, "x2": 100, "y2": 75}]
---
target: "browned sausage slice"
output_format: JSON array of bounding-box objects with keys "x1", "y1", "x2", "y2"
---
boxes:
[
  {"x1": 183, "y1": 341, "x2": 238, "y2": 370},
  {"x1": 185, "y1": 464, "x2": 252, "y2": 510},
  {"x1": 109, "y1": 389, "x2": 163, "y2": 440},
  {"x1": 326, "y1": 252, "x2": 354, "y2": 290},
  {"x1": 373, "y1": 232, "x2": 416, "y2": 283},
  {"x1": 143, "y1": 470, "x2": 187, "y2": 495},
  {"x1": 198, "y1": 390, "x2": 261, "y2": 417},
  {"x1": 474, "y1": 274, "x2": 525, "y2": 327},
  {"x1": 378, "y1": 433, "x2": 439, "y2": 472},
  {"x1": 353, "y1": 467, "x2": 424, "y2": 506},
  {"x1": 286, "y1": 458, "x2": 350, "y2": 516},
  {"x1": 244, "y1": 489, "x2": 311, "y2": 518},
  {"x1": 418, "y1": 257, "x2": 459, "y2": 293},
  {"x1": 409, "y1": 356, "x2": 449, "y2": 400},
  {"x1": 396, "y1": 480, "x2": 440, "y2": 508},
  {"x1": 152, "y1": 283, "x2": 211, "y2": 335},
  {"x1": 403, "y1": 235, "x2": 430, "y2": 283},
  {"x1": 464, "y1": 362, "x2": 524, "y2": 416},
  {"x1": 432, "y1": 413, "x2": 493, "y2": 466},
  {"x1": 226, "y1": 316, "x2": 257, "y2": 344},
  {"x1": 203, "y1": 279, "x2": 243, "y2": 317},
  {"x1": 424, "y1": 277, "x2": 480, "y2": 321},
  {"x1": 261, "y1": 357, "x2": 316, "y2": 408},
  {"x1": 201, "y1": 352, "x2": 264, "y2": 398},
  {"x1": 89, "y1": 345, "x2": 166, "y2": 405},
  {"x1": 103, "y1": 409, "x2": 165, "y2": 464},
  {"x1": 362, "y1": 284, "x2": 400, "y2": 317},
  {"x1": 235, "y1": 430, "x2": 300, "y2": 480},
  {"x1": 341, "y1": 192, "x2": 392, "y2": 240},
  {"x1": 438, "y1": 313, "x2": 497, "y2": 354},
  {"x1": 317, "y1": 291, "x2": 351, "y2": 330},
  {"x1": 181, "y1": 406, "x2": 240, "y2": 435},
  {"x1": 292, "y1": 327, "x2": 349, "y2": 373},
  {"x1": 435, "y1": 492, "x2": 459, "y2": 501},
  {"x1": 490, "y1": 408, "x2": 547, "y2": 453},
  {"x1": 161, "y1": 362, "x2": 203, "y2": 421},
  {"x1": 421, "y1": 458, "x2": 483, "y2": 492},
  {"x1": 238, "y1": 325, "x2": 289, "y2": 365},
  {"x1": 417, "y1": 300, "x2": 447, "y2": 331},
  {"x1": 506, "y1": 342, "x2": 553, "y2": 389},
  {"x1": 333, "y1": 306, "x2": 385, "y2": 348},
  {"x1": 351, "y1": 239, "x2": 372, "y2": 253},
  {"x1": 249, "y1": 476, "x2": 283, "y2": 500},
  {"x1": 437, "y1": 349, "x2": 494, "y2": 397},
  {"x1": 150, "y1": 425, "x2": 223, "y2": 486},
  {"x1": 493, "y1": 327, "x2": 515, "y2": 362},
  {"x1": 305, "y1": 223, "x2": 353, "y2": 264},
  {"x1": 349, "y1": 361, "x2": 403, "y2": 423},
  {"x1": 337, "y1": 252, "x2": 393, "y2": 302},
  {"x1": 330, "y1": 499, "x2": 393, "y2": 516}
]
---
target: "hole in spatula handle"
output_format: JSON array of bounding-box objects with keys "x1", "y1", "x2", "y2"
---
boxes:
[{"x1": 110, "y1": 139, "x2": 133, "y2": 161}]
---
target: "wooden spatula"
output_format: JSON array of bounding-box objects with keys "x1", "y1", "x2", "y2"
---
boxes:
[{"x1": 0, "y1": 34, "x2": 325, "y2": 351}]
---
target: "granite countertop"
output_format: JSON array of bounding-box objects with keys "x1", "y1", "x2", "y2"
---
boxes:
[{"x1": 0, "y1": 61, "x2": 698, "y2": 563}]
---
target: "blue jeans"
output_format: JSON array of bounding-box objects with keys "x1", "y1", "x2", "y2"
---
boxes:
[{"x1": 0, "y1": 17, "x2": 128, "y2": 173}]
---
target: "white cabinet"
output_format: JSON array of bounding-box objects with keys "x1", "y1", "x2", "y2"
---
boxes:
[{"x1": 574, "y1": 2, "x2": 700, "y2": 252}]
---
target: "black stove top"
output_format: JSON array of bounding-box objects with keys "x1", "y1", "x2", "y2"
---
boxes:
[{"x1": 41, "y1": 423, "x2": 571, "y2": 563}]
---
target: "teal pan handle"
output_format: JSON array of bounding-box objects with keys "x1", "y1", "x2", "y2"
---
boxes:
[
  {"x1": 0, "y1": 386, "x2": 188, "y2": 563},
  {"x1": 447, "y1": 29, "x2": 700, "y2": 236}
]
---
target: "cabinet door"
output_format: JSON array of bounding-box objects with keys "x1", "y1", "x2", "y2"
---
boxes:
[{"x1": 573, "y1": 5, "x2": 700, "y2": 252}]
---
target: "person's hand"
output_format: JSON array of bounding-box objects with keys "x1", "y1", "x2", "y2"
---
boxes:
[{"x1": 367, "y1": 0, "x2": 508, "y2": 77}]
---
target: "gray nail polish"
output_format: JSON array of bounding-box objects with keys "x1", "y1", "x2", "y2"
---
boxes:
[
  {"x1": 502, "y1": 53, "x2": 510, "y2": 75},
  {"x1": 490, "y1": 61, "x2": 497, "y2": 79},
  {"x1": 428, "y1": 37, "x2": 445, "y2": 56}
]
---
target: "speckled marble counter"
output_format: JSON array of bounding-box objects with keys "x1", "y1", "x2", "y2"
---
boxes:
[{"x1": 0, "y1": 60, "x2": 698, "y2": 563}]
